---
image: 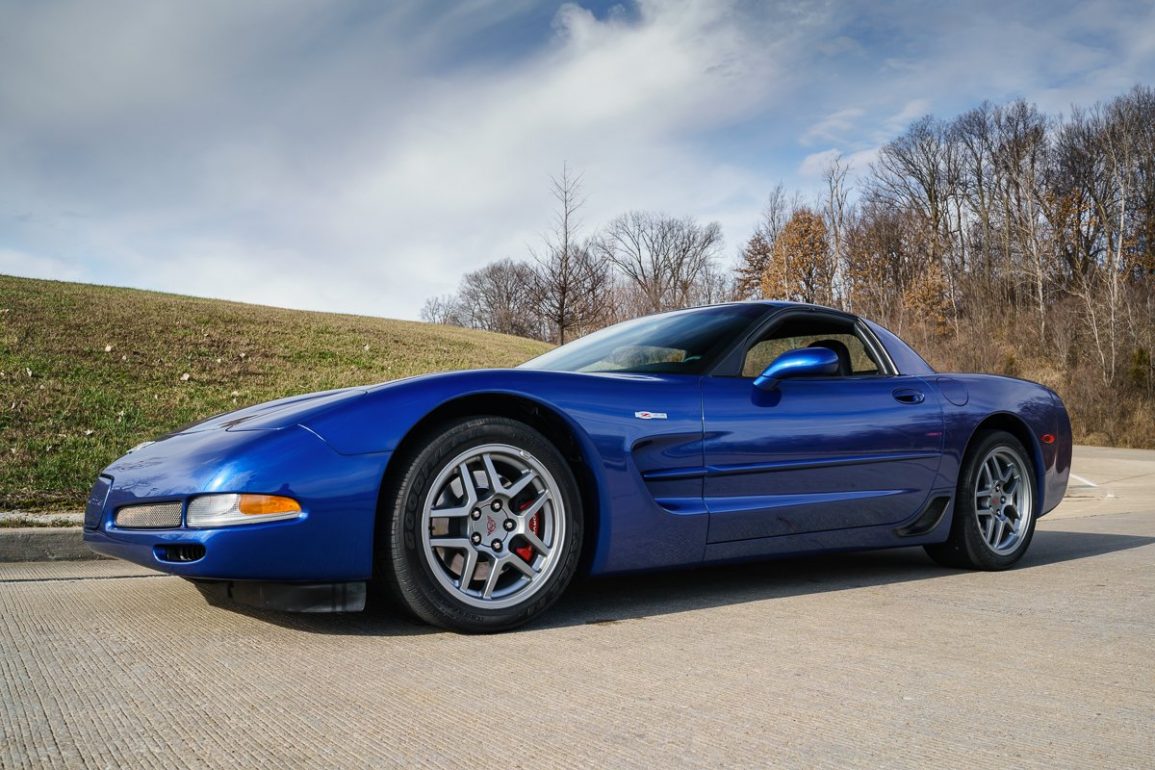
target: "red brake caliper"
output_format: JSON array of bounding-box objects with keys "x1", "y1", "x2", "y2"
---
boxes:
[{"x1": 514, "y1": 498, "x2": 539, "y2": 563}]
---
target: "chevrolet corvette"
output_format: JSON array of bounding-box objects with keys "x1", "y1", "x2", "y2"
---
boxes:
[{"x1": 84, "y1": 301, "x2": 1072, "y2": 632}]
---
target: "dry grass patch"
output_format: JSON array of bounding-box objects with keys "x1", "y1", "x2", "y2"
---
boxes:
[{"x1": 0, "y1": 275, "x2": 550, "y2": 511}]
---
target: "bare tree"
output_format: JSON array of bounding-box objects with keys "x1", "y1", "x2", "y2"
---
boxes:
[
  {"x1": 530, "y1": 165, "x2": 611, "y2": 344},
  {"x1": 821, "y1": 155, "x2": 852, "y2": 309},
  {"x1": 844, "y1": 198, "x2": 927, "y2": 328},
  {"x1": 1047, "y1": 109, "x2": 1109, "y2": 283},
  {"x1": 869, "y1": 115, "x2": 965, "y2": 328},
  {"x1": 988, "y1": 100, "x2": 1052, "y2": 340},
  {"x1": 953, "y1": 103, "x2": 998, "y2": 285},
  {"x1": 595, "y1": 212, "x2": 724, "y2": 313},
  {"x1": 870, "y1": 116, "x2": 956, "y2": 263},
  {"x1": 420, "y1": 294, "x2": 464, "y2": 325},
  {"x1": 1066, "y1": 93, "x2": 1146, "y2": 384},
  {"x1": 723, "y1": 85, "x2": 1155, "y2": 448},
  {"x1": 455, "y1": 258, "x2": 543, "y2": 339}
]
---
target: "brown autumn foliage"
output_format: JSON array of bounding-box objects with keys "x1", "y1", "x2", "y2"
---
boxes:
[
  {"x1": 760, "y1": 208, "x2": 835, "y2": 306},
  {"x1": 426, "y1": 86, "x2": 1155, "y2": 448}
]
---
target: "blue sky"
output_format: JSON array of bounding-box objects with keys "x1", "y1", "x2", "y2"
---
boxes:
[{"x1": 2, "y1": 0, "x2": 1153, "y2": 319}]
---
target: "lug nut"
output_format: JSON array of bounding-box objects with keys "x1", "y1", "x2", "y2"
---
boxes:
[
  {"x1": 471, "y1": 532, "x2": 482, "y2": 545},
  {"x1": 470, "y1": 509, "x2": 481, "y2": 520},
  {"x1": 491, "y1": 500, "x2": 503, "y2": 513},
  {"x1": 503, "y1": 519, "x2": 515, "y2": 531},
  {"x1": 491, "y1": 540, "x2": 503, "y2": 551}
]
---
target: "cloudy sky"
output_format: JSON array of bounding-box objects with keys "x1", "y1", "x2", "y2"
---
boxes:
[{"x1": 2, "y1": 0, "x2": 1153, "y2": 320}]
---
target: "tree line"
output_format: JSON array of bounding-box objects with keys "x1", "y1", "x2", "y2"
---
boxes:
[
  {"x1": 423, "y1": 85, "x2": 1155, "y2": 446},
  {"x1": 421, "y1": 164, "x2": 730, "y2": 344}
]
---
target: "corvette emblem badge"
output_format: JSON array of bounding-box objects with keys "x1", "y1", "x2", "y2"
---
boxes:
[
  {"x1": 486, "y1": 516, "x2": 497, "y2": 535},
  {"x1": 634, "y1": 411, "x2": 668, "y2": 420}
]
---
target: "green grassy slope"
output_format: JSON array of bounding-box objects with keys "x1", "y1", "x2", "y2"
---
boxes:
[{"x1": 0, "y1": 274, "x2": 551, "y2": 511}]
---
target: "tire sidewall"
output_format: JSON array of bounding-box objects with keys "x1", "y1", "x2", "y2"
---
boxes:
[
  {"x1": 956, "y1": 431, "x2": 1037, "y2": 569},
  {"x1": 383, "y1": 416, "x2": 583, "y2": 632}
]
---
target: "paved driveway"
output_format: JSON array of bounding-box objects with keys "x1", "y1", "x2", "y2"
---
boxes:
[{"x1": 2, "y1": 447, "x2": 1153, "y2": 768}]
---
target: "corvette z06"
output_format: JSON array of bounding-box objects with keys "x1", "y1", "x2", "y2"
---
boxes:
[{"x1": 85, "y1": 302, "x2": 1071, "y2": 632}]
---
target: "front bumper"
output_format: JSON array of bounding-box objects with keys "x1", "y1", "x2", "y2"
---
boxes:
[{"x1": 83, "y1": 426, "x2": 390, "y2": 583}]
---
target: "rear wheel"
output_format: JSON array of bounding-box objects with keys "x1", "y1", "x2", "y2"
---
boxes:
[
  {"x1": 925, "y1": 430, "x2": 1036, "y2": 570},
  {"x1": 379, "y1": 416, "x2": 582, "y2": 633}
]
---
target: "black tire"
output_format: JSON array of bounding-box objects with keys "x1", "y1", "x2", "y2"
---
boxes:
[
  {"x1": 925, "y1": 430, "x2": 1037, "y2": 570},
  {"x1": 378, "y1": 416, "x2": 583, "y2": 633}
]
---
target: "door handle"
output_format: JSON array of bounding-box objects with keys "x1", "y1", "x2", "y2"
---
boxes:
[{"x1": 892, "y1": 388, "x2": 925, "y2": 404}]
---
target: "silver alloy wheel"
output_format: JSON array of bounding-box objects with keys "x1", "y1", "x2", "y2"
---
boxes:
[
  {"x1": 420, "y1": 443, "x2": 566, "y2": 610},
  {"x1": 973, "y1": 446, "x2": 1033, "y2": 555}
]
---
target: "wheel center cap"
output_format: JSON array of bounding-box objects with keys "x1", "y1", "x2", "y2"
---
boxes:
[
  {"x1": 471, "y1": 515, "x2": 496, "y2": 536},
  {"x1": 469, "y1": 507, "x2": 510, "y2": 548}
]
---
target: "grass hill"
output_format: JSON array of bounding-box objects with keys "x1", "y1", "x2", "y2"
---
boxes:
[{"x1": 0, "y1": 274, "x2": 551, "y2": 511}]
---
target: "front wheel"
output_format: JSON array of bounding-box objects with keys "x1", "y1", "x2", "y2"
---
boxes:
[
  {"x1": 379, "y1": 416, "x2": 583, "y2": 633},
  {"x1": 925, "y1": 430, "x2": 1037, "y2": 570}
]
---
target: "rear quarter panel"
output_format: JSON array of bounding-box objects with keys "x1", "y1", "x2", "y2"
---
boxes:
[
  {"x1": 933, "y1": 374, "x2": 1071, "y2": 517},
  {"x1": 868, "y1": 319, "x2": 1070, "y2": 516}
]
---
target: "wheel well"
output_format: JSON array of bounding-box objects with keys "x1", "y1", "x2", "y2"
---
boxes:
[
  {"x1": 376, "y1": 393, "x2": 601, "y2": 575},
  {"x1": 967, "y1": 413, "x2": 1044, "y2": 512}
]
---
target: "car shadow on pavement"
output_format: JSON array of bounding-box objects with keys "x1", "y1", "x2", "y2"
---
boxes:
[
  {"x1": 200, "y1": 527, "x2": 1153, "y2": 636},
  {"x1": 193, "y1": 582, "x2": 439, "y2": 636},
  {"x1": 540, "y1": 528, "x2": 1155, "y2": 631}
]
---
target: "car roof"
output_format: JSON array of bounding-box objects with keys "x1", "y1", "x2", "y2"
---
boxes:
[{"x1": 691, "y1": 299, "x2": 856, "y2": 317}]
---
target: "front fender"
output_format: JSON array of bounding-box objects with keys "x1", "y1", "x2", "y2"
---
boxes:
[{"x1": 301, "y1": 370, "x2": 711, "y2": 575}]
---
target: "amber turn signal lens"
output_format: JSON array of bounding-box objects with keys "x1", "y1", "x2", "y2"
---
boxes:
[{"x1": 237, "y1": 494, "x2": 302, "y2": 515}]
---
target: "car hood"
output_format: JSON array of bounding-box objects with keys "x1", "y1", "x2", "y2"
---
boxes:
[
  {"x1": 164, "y1": 367, "x2": 673, "y2": 448},
  {"x1": 169, "y1": 386, "x2": 369, "y2": 435}
]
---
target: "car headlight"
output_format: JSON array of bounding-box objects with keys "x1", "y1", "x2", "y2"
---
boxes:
[{"x1": 186, "y1": 494, "x2": 302, "y2": 528}]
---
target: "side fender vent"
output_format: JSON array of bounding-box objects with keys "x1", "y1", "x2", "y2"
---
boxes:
[{"x1": 896, "y1": 496, "x2": 950, "y2": 537}]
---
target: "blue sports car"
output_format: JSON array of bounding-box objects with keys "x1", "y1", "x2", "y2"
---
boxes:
[{"x1": 85, "y1": 302, "x2": 1072, "y2": 632}]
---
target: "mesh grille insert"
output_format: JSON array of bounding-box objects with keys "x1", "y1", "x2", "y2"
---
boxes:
[{"x1": 115, "y1": 502, "x2": 183, "y2": 529}]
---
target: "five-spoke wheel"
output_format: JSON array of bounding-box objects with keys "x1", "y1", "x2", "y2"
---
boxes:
[
  {"x1": 421, "y1": 443, "x2": 565, "y2": 610},
  {"x1": 926, "y1": 430, "x2": 1037, "y2": 570},
  {"x1": 379, "y1": 417, "x2": 582, "y2": 633},
  {"x1": 972, "y1": 446, "x2": 1033, "y2": 555}
]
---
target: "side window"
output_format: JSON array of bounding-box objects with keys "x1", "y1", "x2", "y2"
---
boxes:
[{"x1": 741, "y1": 325, "x2": 883, "y2": 378}]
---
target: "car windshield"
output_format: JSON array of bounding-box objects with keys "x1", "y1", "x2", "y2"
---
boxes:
[{"x1": 520, "y1": 304, "x2": 768, "y2": 374}]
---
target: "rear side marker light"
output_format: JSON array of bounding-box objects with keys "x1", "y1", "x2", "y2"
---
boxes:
[
  {"x1": 187, "y1": 494, "x2": 302, "y2": 528},
  {"x1": 1041, "y1": 434, "x2": 1056, "y2": 445}
]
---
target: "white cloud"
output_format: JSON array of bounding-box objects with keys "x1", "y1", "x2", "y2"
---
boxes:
[
  {"x1": 802, "y1": 108, "x2": 866, "y2": 146},
  {"x1": 798, "y1": 149, "x2": 841, "y2": 178},
  {"x1": 0, "y1": 0, "x2": 1152, "y2": 320},
  {"x1": 1, "y1": 0, "x2": 802, "y2": 318},
  {"x1": 885, "y1": 99, "x2": 933, "y2": 133}
]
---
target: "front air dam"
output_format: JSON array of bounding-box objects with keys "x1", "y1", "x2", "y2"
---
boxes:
[{"x1": 192, "y1": 580, "x2": 367, "y2": 612}]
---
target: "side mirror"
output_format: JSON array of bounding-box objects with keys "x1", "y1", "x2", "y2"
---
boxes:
[{"x1": 753, "y1": 347, "x2": 839, "y2": 391}]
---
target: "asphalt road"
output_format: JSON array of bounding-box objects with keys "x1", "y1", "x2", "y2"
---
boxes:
[{"x1": 3, "y1": 447, "x2": 1153, "y2": 769}]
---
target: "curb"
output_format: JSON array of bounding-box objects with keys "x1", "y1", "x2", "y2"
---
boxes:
[{"x1": 0, "y1": 528, "x2": 106, "y2": 563}]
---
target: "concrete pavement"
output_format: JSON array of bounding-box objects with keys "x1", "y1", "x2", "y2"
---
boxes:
[{"x1": 1, "y1": 447, "x2": 1153, "y2": 768}]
